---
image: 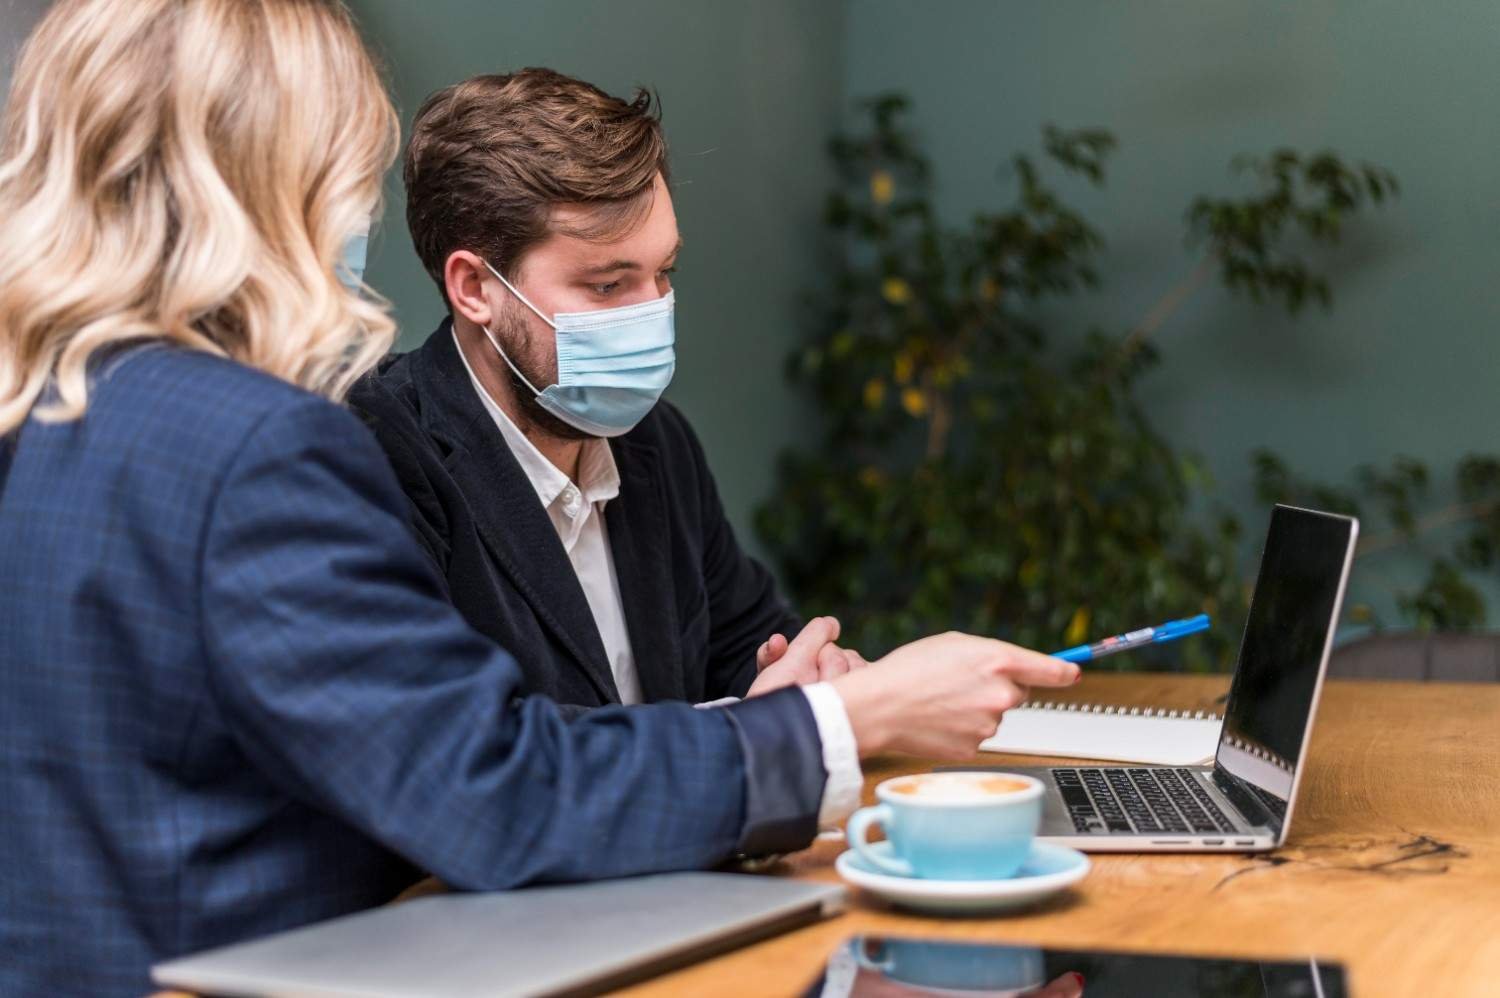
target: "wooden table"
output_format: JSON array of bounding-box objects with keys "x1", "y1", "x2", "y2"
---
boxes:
[{"x1": 622, "y1": 673, "x2": 1500, "y2": 998}]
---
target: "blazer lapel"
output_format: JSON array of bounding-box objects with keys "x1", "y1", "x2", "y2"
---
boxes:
[
  {"x1": 411, "y1": 324, "x2": 619, "y2": 704},
  {"x1": 605, "y1": 438, "x2": 685, "y2": 702}
]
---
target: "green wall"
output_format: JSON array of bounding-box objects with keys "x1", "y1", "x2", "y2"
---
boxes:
[
  {"x1": 844, "y1": 0, "x2": 1500, "y2": 622},
  {"x1": 350, "y1": 1, "x2": 845, "y2": 555},
  {"x1": 0, "y1": 0, "x2": 51, "y2": 93},
  {"x1": 8, "y1": 0, "x2": 1481, "y2": 619}
]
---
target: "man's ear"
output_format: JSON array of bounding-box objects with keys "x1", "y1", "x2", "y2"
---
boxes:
[{"x1": 444, "y1": 251, "x2": 493, "y2": 328}]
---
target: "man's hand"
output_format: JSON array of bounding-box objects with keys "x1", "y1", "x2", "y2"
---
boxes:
[
  {"x1": 744, "y1": 617, "x2": 870, "y2": 697},
  {"x1": 755, "y1": 624, "x2": 871, "y2": 675},
  {"x1": 755, "y1": 632, "x2": 791, "y2": 672},
  {"x1": 829, "y1": 631, "x2": 1081, "y2": 759}
]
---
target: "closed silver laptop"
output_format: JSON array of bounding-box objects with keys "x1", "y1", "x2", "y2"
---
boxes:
[{"x1": 152, "y1": 871, "x2": 846, "y2": 997}]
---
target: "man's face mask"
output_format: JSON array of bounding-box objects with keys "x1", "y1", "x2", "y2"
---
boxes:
[{"x1": 479, "y1": 258, "x2": 676, "y2": 438}]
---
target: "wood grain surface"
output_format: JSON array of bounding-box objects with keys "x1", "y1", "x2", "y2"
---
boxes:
[{"x1": 621, "y1": 673, "x2": 1500, "y2": 998}]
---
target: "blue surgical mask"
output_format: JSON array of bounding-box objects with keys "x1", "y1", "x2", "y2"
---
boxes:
[
  {"x1": 480, "y1": 259, "x2": 676, "y2": 437},
  {"x1": 336, "y1": 219, "x2": 371, "y2": 292}
]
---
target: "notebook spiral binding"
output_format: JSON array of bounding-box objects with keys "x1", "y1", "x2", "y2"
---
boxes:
[{"x1": 1021, "y1": 700, "x2": 1222, "y2": 722}]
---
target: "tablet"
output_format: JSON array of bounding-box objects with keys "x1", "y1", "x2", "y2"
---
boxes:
[{"x1": 805, "y1": 935, "x2": 1348, "y2": 997}]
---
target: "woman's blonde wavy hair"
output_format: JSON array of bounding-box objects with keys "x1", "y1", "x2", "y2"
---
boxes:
[{"x1": 0, "y1": 0, "x2": 400, "y2": 435}]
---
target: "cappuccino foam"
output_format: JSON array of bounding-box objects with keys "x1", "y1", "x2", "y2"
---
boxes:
[{"x1": 889, "y1": 773, "x2": 1031, "y2": 802}]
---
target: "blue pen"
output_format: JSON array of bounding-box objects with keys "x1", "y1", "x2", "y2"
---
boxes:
[{"x1": 1051, "y1": 614, "x2": 1211, "y2": 663}]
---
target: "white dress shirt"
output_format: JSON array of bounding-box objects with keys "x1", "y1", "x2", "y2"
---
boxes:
[{"x1": 453, "y1": 331, "x2": 862, "y2": 828}]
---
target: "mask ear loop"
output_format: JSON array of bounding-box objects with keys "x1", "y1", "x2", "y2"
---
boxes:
[
  {"x1": 482, "y1": 258, "x2": 557, "y2": 328},
  {"x1": 478, "y1": 258, "x2": 555, "y2": 398},
  {"x1": 478, "y1": 323, "x2": 547, "y2": 399}
]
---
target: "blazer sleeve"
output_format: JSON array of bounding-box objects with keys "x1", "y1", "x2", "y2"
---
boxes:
[
  {"x1": 198, "y1": 397, "x2": 824, "y2": 887},
  {"x1": 670, "y1": 408, "x2": 804, "y2": 699}
]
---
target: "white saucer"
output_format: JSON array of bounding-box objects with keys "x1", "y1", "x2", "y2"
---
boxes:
[{"x1": 835, "y1": 841, "x2": 1090, "y2": 915}]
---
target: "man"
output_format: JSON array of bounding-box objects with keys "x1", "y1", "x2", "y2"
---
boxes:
[
  {"x1": 340, "y1": 68, "x2": 1079, "y2": 868},
  {"x1": 351, "y1": 68, "x2": 868, "y2": 713}
]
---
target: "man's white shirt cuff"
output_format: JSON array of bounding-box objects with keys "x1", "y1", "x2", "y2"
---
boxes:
[{"x1": 799, "y1": 682, "x2": 864, "y2": 829}]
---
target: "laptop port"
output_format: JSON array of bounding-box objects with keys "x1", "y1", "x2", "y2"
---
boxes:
[
  {"x1": 1235, "y1": 839, "x2": 1254, "y2": 846},
  {"x1": 1201, "y1": 839, "x2": 1224, "y2": 846}
]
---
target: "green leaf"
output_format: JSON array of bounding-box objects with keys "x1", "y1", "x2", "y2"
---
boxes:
[{"x1": 754, "y1": 96, "x2": 1437, "y2": 668}]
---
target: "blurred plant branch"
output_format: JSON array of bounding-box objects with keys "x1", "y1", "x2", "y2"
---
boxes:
[
  {"x1": 1122, "y1": 152, "x2": 1399, "y2": 359},
  {"x1": 1254, "y1": 452, "x2": 1500, "y2": 630},
  {"x1": 755, "y1": 94, "x2": 1432, "y2": 667}
]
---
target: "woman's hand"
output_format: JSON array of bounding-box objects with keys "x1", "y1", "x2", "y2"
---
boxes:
[{"x1": 830, "y1": 631, "x2": 1081, "y2": 759}]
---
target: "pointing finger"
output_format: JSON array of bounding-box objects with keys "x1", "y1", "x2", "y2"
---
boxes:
[{"x1": 990, "y1": 642, "x2": 1081, "y2": 688}]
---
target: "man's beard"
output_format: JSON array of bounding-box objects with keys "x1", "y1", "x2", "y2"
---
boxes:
[{"x1": 490, "y1": 303, "x2": 592, "y2": 442}]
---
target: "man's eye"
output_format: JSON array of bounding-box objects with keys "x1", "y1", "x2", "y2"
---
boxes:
[
  {"x1": 592, "y1": 281, "x2": 621, "y2": 296},
  {"x1": 659, "y1": 266, "x2": 677, "y2": 278}
]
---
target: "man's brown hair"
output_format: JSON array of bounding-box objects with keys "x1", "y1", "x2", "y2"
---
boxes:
[{"x1": 404, "y1": 68, "x2": 670, "y2": 307}]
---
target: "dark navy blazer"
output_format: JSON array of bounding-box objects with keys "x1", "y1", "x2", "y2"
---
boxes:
[
  {"x1": 0, "y1": 345, "x2": 825, "y2": 996},
  {"x1": 348, "y1": 322, "x2": 803, "y2": 710}
]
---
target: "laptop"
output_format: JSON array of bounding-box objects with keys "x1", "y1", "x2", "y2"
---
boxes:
[
  {"x1": 1009, "y1": 504, "x2": 1358, "y2": 852},
  {"x1": 151, "y1": 872, "x2": 846, "y2": 998}
]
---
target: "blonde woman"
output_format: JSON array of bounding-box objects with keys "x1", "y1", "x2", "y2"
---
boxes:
[{"x1": 0, "y1": 1, "x2": 1077, "y2": 993}]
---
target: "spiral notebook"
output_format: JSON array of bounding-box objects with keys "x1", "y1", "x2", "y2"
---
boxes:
[{"x1": 980, "y1": 700, "x2": 1223, "y2": 767}]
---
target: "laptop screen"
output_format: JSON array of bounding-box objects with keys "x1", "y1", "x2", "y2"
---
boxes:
[{"x1": 1214, "y1": 505, "x2": 1356, "y2": 821}]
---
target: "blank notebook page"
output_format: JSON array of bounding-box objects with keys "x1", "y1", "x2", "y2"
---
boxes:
[{"x1": 980, "y1": 701, "x2": 1222, "y2": 767}]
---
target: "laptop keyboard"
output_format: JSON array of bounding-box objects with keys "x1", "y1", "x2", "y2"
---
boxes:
[{"x1": 1052, "y1": 767, "x2": 1239, "y2": 835}]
